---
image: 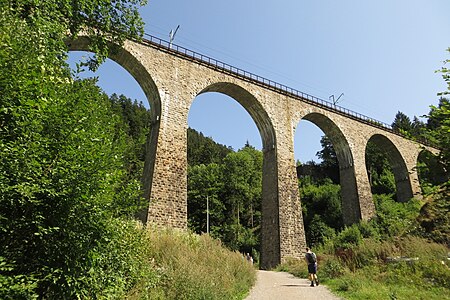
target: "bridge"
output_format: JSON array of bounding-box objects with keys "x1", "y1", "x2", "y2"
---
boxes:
[{"x1": 68, "y1": 34, "x2": 435, "y2": 269}]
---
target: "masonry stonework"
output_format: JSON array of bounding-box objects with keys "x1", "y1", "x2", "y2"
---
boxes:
[{"x1": 68, "y1": 37, "x2": 431, "y2": 269}]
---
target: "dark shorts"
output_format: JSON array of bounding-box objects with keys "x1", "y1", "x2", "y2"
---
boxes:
[{"x1": 308, "y1": 263, "x2": 317, "y2": 274}]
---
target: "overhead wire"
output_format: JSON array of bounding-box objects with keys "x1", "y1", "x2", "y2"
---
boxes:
[{"x1": 144, "y1": 22, "x2": 394, "y2": 124}]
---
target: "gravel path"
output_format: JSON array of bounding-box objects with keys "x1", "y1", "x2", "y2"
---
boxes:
[{"x1": 245, "y1": 270, "x2": 342, "y2": 300}]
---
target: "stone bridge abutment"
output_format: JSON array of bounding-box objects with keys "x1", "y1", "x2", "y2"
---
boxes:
[{"x1": 67, "y1": 36, "x2": 432, "y2": 269}]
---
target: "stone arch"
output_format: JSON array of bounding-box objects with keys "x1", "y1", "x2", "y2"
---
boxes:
[
  {"x1": 66, "y1": 37, "x2": 161, "y2": 221},
  {"x1": 299, "y1": 112, "x2": 361, "y2": 224},
  {"x1": 366, "y1": 134, "x2": 413, "y2": 202},
  {"x1": 197, "y1": 82, "x2": 275, "y2": 150},
  {"x1": 195, "y1": 82, "x2": 280, "y2": 268}
]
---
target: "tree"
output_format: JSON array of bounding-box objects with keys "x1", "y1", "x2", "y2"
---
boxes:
[
  {"x1": 187, "y1": 163, "x2": 225, "y2": 236},
  {"x1": 299, "y1": 179, "x2": 343, "y2": 245},
  {"x1": 238, "y1": 145, "x2": 263, "y2": 228},
  {"x1": 316, "y1": 135, "x2": 340, "y2": 183},
  {"x1": 417, "y1": 151, "x2": 448, "y2": 192},
  {"x1": 0, "y1": 1, "x2": 148, "y2": 297},
  {"x1": 8, "y1": 0, "x2": 146, "y2": 70},
  {"x1": 365, "y1": 141, "x2": 396, "y2": 196},
  {"x1": 109, "y1": 94, "x2": 152, "y2": 216},
  {"x1": 411, "y1": 116, "x2": 425, "y2": 137},
  {"x1": 425, "y1": 48, "x2": 450, "y2": 176},
  {"x1": 425, "y1": 98, "x2": 450, "y2": 169},
  {"x1": 221, "y1": 150, "x2": 256, "y2": 250},
  {"x1": 316, "y1": 136, "x2": 338, "y2": 167},
  {"x1": 187, "y1": 128, "x2": 232, "y2": 166},
  {"x1": 416, "y1": 48, "x2": 450, "y2": 246},
  {"x1": 391, "y1": 111, "x2": 413, "y2": 136},
  {"x1": 186, "y1": 137, "x2": 263, "y2": 252}
]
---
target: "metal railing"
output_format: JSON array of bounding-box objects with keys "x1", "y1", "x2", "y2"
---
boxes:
[{"x1": 141, "y1": 33, "x2": 434, "y2": 147}]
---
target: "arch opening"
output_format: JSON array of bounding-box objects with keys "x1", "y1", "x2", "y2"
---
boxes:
[
  {"x1": 187, "y1": 82, "x2": 279, "y2": 269},
  {"x1": 198, "y1": 83, "x2": 275, "y2": 150},
  {"x1": 365, "y1": 134, "x2": 412, "y2": 202},
  {"x1": 295, "y1": 119, "x2": 342, "y2": 247},
  {"x1": 295, "y1": 112, "x2": 359, "y2": 236}
]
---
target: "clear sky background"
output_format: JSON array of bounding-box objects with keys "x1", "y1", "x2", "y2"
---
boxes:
[{"x1": 68, "y1": 0, "x2": 450, "y2": 163}]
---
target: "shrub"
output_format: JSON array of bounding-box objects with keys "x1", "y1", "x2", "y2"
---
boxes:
[
  {"x1": 373, "y1": 194, "x2": 422, "y2": 237},
  {"x1": 79, "y1": 219, "x2": 161, "y2": 299},
  {"x1": 320, "y1": 258, "x2": 347, "y2": 279},
  {"x1": 335, "y1": 225, "x2": 362, "y2": 249},
  {"x1": 357, "y1": 220, "x2": 381, "y2": 240},
  {"x1": 417, "y1": 188, "x2": 450, "y2": 246},
  {"x1": 0, "y1": 258, "x2": 38, "y2": 300},
  {"x1": 308, "y1": 215, "x2": 336, "y2": 247},
  {"x1": 300, "y1": 180, "x2": 343, "y2": 240}
]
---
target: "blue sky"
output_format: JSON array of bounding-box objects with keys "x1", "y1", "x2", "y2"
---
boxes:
[{"x1": 68, "y1": 0, "x2": 450, "y2": 162}]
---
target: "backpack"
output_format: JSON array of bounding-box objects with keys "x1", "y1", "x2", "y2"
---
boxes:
[{"x1": 306, "y1": 252, "x2": 317, "y2": 264}]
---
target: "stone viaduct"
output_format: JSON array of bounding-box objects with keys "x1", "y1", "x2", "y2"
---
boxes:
[{"x1": 68, "y1": 35, "x2": 434, "y2": 269}]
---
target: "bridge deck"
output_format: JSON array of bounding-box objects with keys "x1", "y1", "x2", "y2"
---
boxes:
[{"x1": 140, "y1": 33, "x2": 432, "y2": 147}]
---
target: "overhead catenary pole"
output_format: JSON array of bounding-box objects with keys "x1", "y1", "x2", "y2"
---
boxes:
[
  {"x1": 329, "y1": 92, "x2": 344, "y2": 106},
  {"x1": 169, "y1": 25, "x2": 180, "y2": 49}
]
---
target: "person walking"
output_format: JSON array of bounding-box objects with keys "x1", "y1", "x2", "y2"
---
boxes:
[{"x1": 305, "y1": 247, "x2": 319, "y2": 287}]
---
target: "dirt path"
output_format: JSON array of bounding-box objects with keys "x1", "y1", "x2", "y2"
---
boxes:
[{"x1": 245, "y1": 270, "x2": 342, "y2": 300}]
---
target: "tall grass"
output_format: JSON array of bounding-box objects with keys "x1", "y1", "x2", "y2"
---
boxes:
[
  {"x1": 277, "y1": 192, "x2": 449, "y2": 299},
  {"x1": 2, "y1": 215, "x2": 255, "y2": 299},
  {"x1": 279, "y1": 235, "x2": 449, "y2": 300},
  {"x1": 129, "y1": 226, "x2": 256, "y2": 300}
]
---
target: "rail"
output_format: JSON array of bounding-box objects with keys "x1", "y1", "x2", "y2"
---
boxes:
[{"x1": 141, "y1": 33, "x2": 434, "y2": 148}]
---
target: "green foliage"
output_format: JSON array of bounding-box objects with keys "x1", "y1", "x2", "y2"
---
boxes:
[
  {"x1": 221, "y1": 146, "x2": 263, "y2": 252},
  {"x1": 365, "y1": 141, "x2": 397, "y2": 196},
  {"x1": 373, "y1": 194, "x2": 422, "y2": 237},
  {"x1": 108, "y1": 94, "x2": 152, "y2": 217},
  {"x1": 333, "y1": 237, "x2": 449, "y2": 300},
  {"x1": 308, "y1": 216, "x2": 336, "y2": 246},
  {"x1": 275, "y1": 257, "x2": 309, "y2": 278},
  {"x1": 417, "y1": 188, "x2": 450, "y2": 246},
  {"x1": 296, "y1": 161, "x2": 331, "y2": 184},
  {"x1": 0, "y1": 256, "x2": 38, "y2": 300},
  {"x1": 187, "y1": 128, "x2": 232, "y2": 166},
  {"x1": 300, "y1": 179, "x2": 343, "y2": 246},
  {"x1": 0, "y1": 2, "x2": 155, "y2": 297},
  {"x1": 417, "y1": 150, "x2": 448, "y2": 193},
  {"x1": 320, "y1": 258, "x2": 347, "y2": 280},
  {"x1": 391, "y1": 111, "x2": 413, "y2": 132},
  {"x1": 357, "y1": 220, "x2": 381, "y2": 240},
  {"x1": 371, "y1": 168, "x2": 396, "y2": 196},
  {"x1": 188, "y1": 163, "x2": 225, "y2": 235},
  {"x1": 187, "y1": 143, "x2": 262, "y2": 254},
  {"x1": 315, "y1": 136, "x2": 340, "y2": 183},
  {"x1": 281, "y1": 235, "x2": 449, "y2": 300},
  {"x1": 334, "y1": 225, "x2": 363, "y2": 249},
  {"x1": 436, "y1": 47, "x2": 450, "y2": 97},
  {"x1": 297, "y1": 135, "x2": 339, "y2": 185},
  {"x1": 8, "y1": 0, "x2": 146, "y2": 70},
  {"x1": 313, "y1": 193, "x2": 426, "y2": 274},
  {"x1": 425, "y1": 98, "x2": 450, "y2": 173},
  {"x1": 422, "y1": 49, "x2": 450, "y2": 191},
  {"x1": 413, "y1": 49, "x2": 450, "y2": 246},
  {"x1": 39, "y1": 219, "x2": 160, "y2": 299}
]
